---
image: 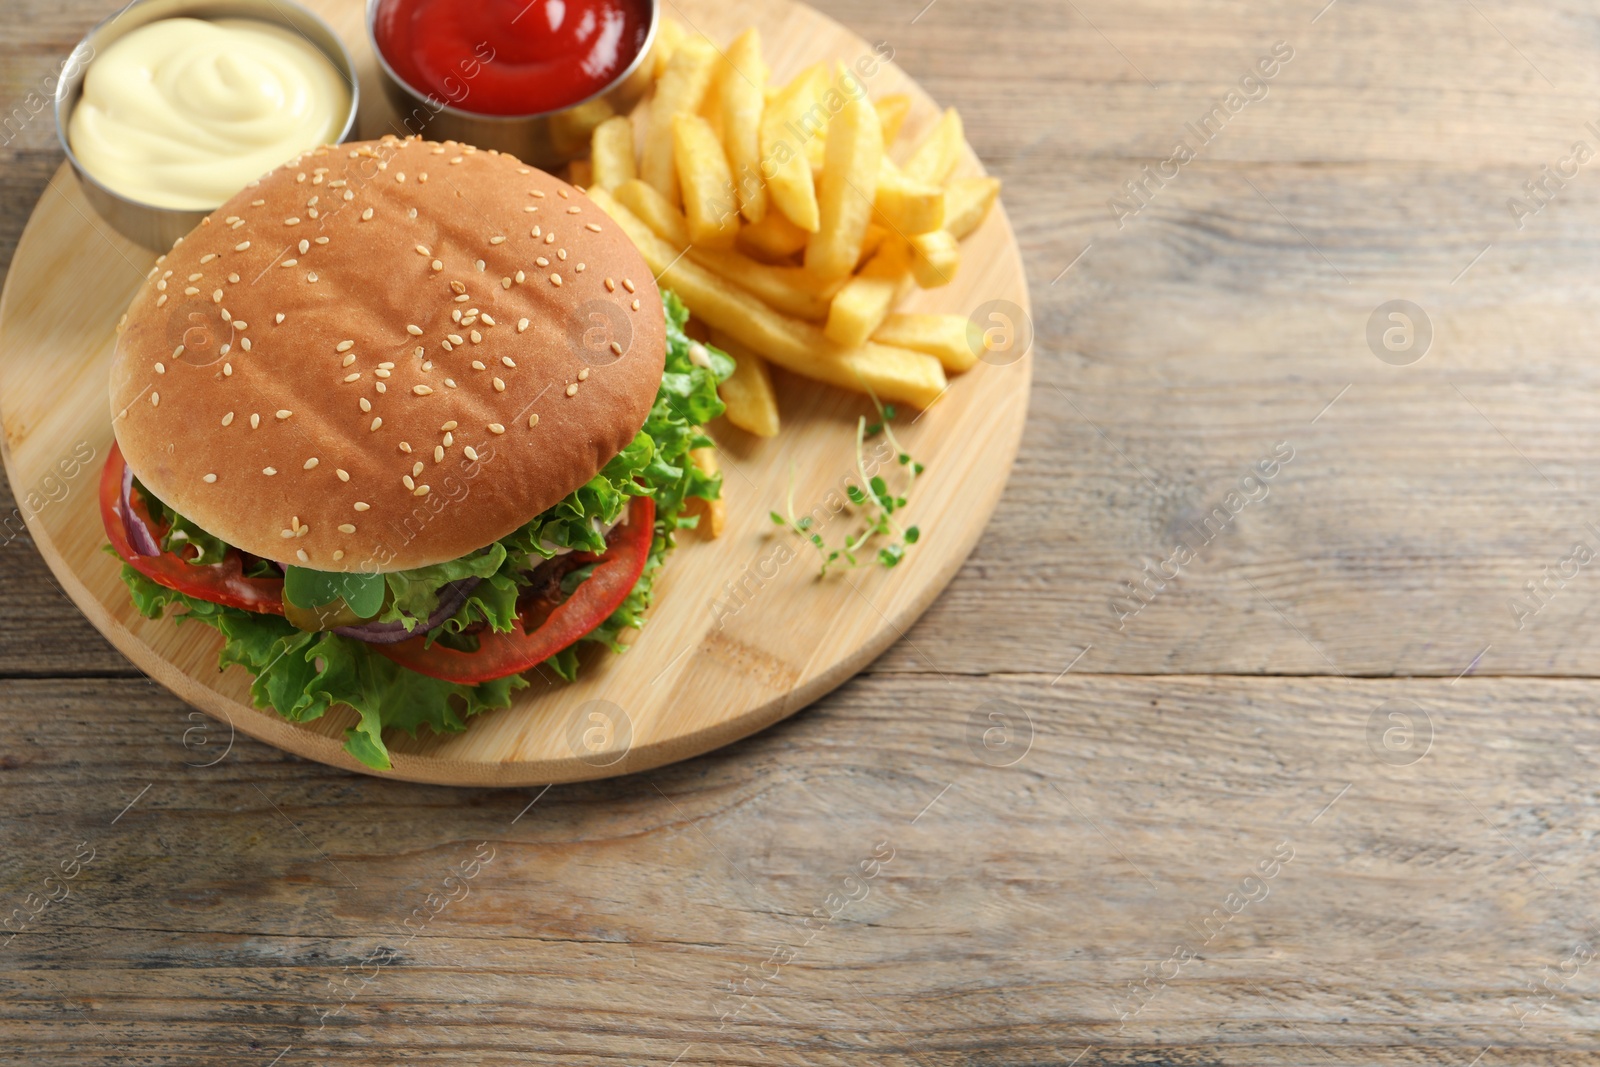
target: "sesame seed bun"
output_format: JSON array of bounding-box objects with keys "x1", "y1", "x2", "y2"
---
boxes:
[{"x1": 109, "y1": 136, "x2": 665, "y2": 573}]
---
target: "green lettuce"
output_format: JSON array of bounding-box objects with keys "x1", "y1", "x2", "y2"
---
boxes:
[{"x1": 119, "y1": 290, "x2": 730, "y2": 770}]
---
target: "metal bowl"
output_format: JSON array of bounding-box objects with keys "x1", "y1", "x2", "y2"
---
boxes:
[
  {"x1": 53, "y1": 0, "x2": 359, "y2": 251},
  {"x1": 366, "y1": 0, "x2": 657, "y2": 168}
]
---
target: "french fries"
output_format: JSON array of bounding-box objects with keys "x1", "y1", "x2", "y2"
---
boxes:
[
  {"x1": 874, "y1": 158, "x2": 944, "y2": 236},
  {"x1": 718, "y1": 28, "x2": 768, "y2": 223},
  {"x1": 672, "y1": 114, "x2": 739, "y2": 248},
  {"x1": 909, "y1": 229, "x2": 959, "y2": 288},
  {"x1": 760, "y1": 64, "x2": 828, "y2": 232},
  {"x1": 943, "y1": 176, "x2": 1000, "y2": 239},
  {"x1": 590, "y1": 115, "x2": 637, "y2": 191},
  {"x1": 903, "y1": 107, "x2": 965, "y2": 185},
  {"x1": 874, "y1": 94, "x2": 911, "y2": 146},
  {"x1": 711, "y1": 330, "x2": 781, "y2": 437},
  {"x1": 684, "y1": 447, "x2": 727, "y2": 537},
  {"x1": 738, "y1": 209, "x2": 809, "y2": 260},
  {"x1": 805, "y1": 85, "x2": 881, "y2": 280},
  {"x1": 590, "y1": 188, "x2": 947, "y2": 409},
  {"x1": 872, "y1": 313, "x2": 981, "y2": 373},
  {"x1": 643, "y1": 37, "x2": 717, "y2": 204},
  {"x1": 650, "y1": 18, "x2": 687, "y2": 79},
  {"x1": 825, "y1": 241, "x2": 911, "y2": 348},
  {"x1": 615, "y1": 180, "x2": 835, "y2": 319}
]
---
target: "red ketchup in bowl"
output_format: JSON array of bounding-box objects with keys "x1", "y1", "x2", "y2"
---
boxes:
[{"x1": 374, "y1": 0, "x2": 650, "y2": 116}]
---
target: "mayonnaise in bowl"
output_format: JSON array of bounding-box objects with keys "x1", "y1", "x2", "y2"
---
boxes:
[{"x1": 68, "y1": 18, "x2": 351, "y2": 210}]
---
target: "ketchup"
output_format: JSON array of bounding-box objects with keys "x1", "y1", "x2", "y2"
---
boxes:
[{"x1": 374, "y1": 0, "x2": 650, "y2": 117}]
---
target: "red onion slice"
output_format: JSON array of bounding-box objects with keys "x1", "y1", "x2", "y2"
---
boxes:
[
  {"x1": 119, "y1": 462, "x2": 163, "y2": 557},
  {"x1": 333, "y1": 577, "x2": 482, "y2": 644}
]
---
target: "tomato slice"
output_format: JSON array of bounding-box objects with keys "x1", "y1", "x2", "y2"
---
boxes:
[
  {"x1": 370, "y1": 494, "x2": 656, "y2": 684},
  {"x1": 100, "y1": 443, "x2": 287, "y2": 614}
]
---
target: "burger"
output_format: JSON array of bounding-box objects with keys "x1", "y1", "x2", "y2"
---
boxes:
[{"x1": 101, "y1": 135, "x2": 732, "y2": 769}]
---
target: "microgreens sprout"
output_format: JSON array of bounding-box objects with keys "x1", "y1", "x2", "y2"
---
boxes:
[{"x1": 771, "y1": 395, "x2": 924, "y2": 574}]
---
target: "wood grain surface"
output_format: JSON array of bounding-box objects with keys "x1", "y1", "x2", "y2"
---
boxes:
[{"x1": 6, "y1": 0, "x2": 1600, "y2": 1062}]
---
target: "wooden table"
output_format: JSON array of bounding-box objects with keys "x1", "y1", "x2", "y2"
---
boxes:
[{"x1": 4, "y1": 0, "x2": 1598, "y2": 1062}]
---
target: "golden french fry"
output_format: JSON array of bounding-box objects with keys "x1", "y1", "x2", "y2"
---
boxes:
[
  {"x1": 872, "y1": 313, "x2": 981, "y2": 373},
  {"x1": 550, "y1": 97, "x2": 616, "y2": 158},
  {"x1": 824, "y1": 242, "x2": 911, "y2": 348},
  {"x1": 874, "y1": 158, "x2": 944, "y2": 236},
  {"x1": 684, "y1": 447, "x2": 727, "y2": 537},
  {"x1": 672, "y1": 113, "x2": 739, "y2": 248},
  {"x1": 738, "y1": 208, "x2": 810, "y2": 260},
  {"x1": 616, "y1": 180, "x2": 835, "y2": 318},
  {"x1": 589, "y1": 188, "x2": 947, "y2": 408},
  {"x1": 805, "y1": 86, "x2": 881, "y2": 281},
  {"x1": 590, "y1": 115, "x2": 637, "y2": 191},
  {"x1": 903, "y1": 107, "x2": 964, "y2": 185},
  {"x1": 874, "y1": 93, "x2": 911, "y2": 145},
  {"x1": 719, "y1": 28, "x2": 768, "y2": 224},
  {"x1": 643, "y1": 38, "x2": 716, "y2": 204},
  {"x1": 650, "y1": 18, "x2": 686, "y2": 80},
  {"x1": 857, "y1": 223, "x2": 890, "y2": 269},
  {"x1": 565, "y1": 158, "x2": 593, "y2": 189},
  {"x1": 944, "y1": 175, "x2": 1001, "y2": 239},
  {"x1": 711, "y1": 330, "x2": 781, "y2": 437},
  {"x1": 760, "y1": 63, "x2": 828, "y2": 232},
  {"x1": 909, "y1": 229, "x2": 959, "y2": 287}
]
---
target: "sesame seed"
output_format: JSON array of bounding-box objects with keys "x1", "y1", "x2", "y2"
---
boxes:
[
  {"x1": 631, "y1": 299, "x2": 641, "y2": 311},
  {"x1": 375, "y1": 368, "x2": 391, "y2": 379},
  {"x1": 276, "y1": 410, "x2": 292, "y2": 420},
  {"x1": 414, "y1": 346, "x2": 425, "y2": 358},
  {"x1": 558, "y1": 188, "x2": 569, "y2": 199},
  {"x1": 445, "y1": 378, "x2": 457, "y2": 387},
  {"x1": 403, "y1": 475, "x2": 416, "y2": 490},
  {"x1": 296, "y1": 549, "x2": 308, "y2": 563},
  {"x1": 235, "y1": 241, "x2": 251, "y2": 251},
  {"x1": 406, "y1": 324, "x2": 423, "y2": 335},
  {"x1": 251, "y1": 413, "x2": 260, "y2": 428},
  {"x1": 476, "y1": 259, "x2": 486, "y2": 272},
  {"x1": 354, "y1": 502, "x2": 370, "y2": 511},
  {"x1": 338, "y1": 524, "x2": 356, "y2": 534},
  {"x1": 370, "y1": 417, "x2": 383, "y2": 431},
  {"x1": 493, "y1": 378, "x2": 505, "y2": 392},
  {"x1": 605, "y1": 278, "x2": 615, "y2": 291},
  {"x1": 531, "y1": 190, "x2": 545, "y2": 198},
  {"x1": 396, "y1": 172, "x2": 406, "y2": 182},
  {"x1": 184, "y1": 287, "x2": 200, "y2": 296},
  {"x1": 222, "y1": 411, "x2": 234, "y2": 426},
  {"x1": 471, "y1": 360, "x2": 485, "y2": 370},
  {"x1": 201, "y1": 253, "x2": 218, "y2": 263},
  {"x1": 558, "y1": 249, "x2": 567, "y2": 261},
  {"x1": 362, "y1": 208, "x2": 374, "y2": 221},
  {"x1": 228, "y1": 274, "x2": 240, "y2": 284},
  {"x1": 154, "y1": 362, "x2": 166, "y2": 375},
  {"x1": 537, "y1": 257, "x2": 549, "y2": 267},
  {"x1": 451, "y1": 155, "x2": 463, "y2": 164},
  {"x1": 275, "y1": 313, "x2": 285, "y2": 324},
  {"x1": 517, "y1": 318, "x2": 529, "y2": 332},
  {"x1": 336, "y1": 468, "x2": 349, "y2": 482},
  {"x1": 399, "y1": 441, "x2": 412, "y2": 454},
  {"x1": 531, "y1": 226, "x2": 542, "y2": 238},
  {"x1": 443, "y1": 432, "x2": 454, "y2": 445},
  {"x1": 567, "y1": 206, "x2": 581, "y2": 215},
  {"x1": 501, "y1": 277, "x2": 511, "y2": 289},
  {"x1": 575, "y1": 263, "x2": 585, "y2": 273},
  {"x1": 448, "y1": 334, "x2": 464, "y2": 345},
  {"x1": 545, "y1": 233, "x2": 556, "y2": 245},
  {"x1": 433, "y1": 445, "x2": 444, "y2": 462},
  {"x1": 285, "y1": 217, "x2": 301, "y2": 226},
  {"x1": 186, "y1": 273, "x2": 201, "y2": 282},
  {"x1": 315, "y1": 236, "x2": 328, "y2": 245},
  {"x1": 414, "y1": 485, "x2": 430, "y2": 497},
  {"x1": 342, "y1": 354, "x2": 356, "y2": 367},
  {"x1": 470, "y1": 330, "x2": 482, "y2": 344},
  {"x1": 308, "y1": 273, "x2": 318, "y2": 283},
  {"x1": 585, "y1": 223, "x2": 602, "y2": 232},
  {"x1": 566, "y1": 383, "x2": 579, "y2": 396},
  {"x1": 454, "y1": 293, "x2": 469, "y2": 303},
  {"x1": 156, "y1": 295, "x2": 167, "y2": 307},
  {"x1": 150, "y1": 392, "x2": 160, "y2": 407},
  {"x1": 251, "y1": 199, "x2": 265, "y2": 206},
  {"x1": 623, "y1": 279, "x2": 636, "y2": 293},
  {"x1": 304, "y1": 457, "x2": 319, "y2": 470},
  {"x1": 432, "y1": 260, "x2": 442, "y2": 271},
  {"x1": 241, "y1": 338, "x2": 252, "y2": 352},
  {"x1": 609, "y1": 341, "x2": 623, "y2": 355},
  {"x1": 489, "y1": 423, "x2": 505, "y2": 434},
  {"x1": 223, "y1": 360, "x2": 233, "y2": 373},
  {"x1": 376, "y1": 382, "x2": 387, "y2": 393},
  {"x1": 442, "y1": 340, "x2": 453, "y2": 352},
  {"x1": 451, "y1": 281, "x2": 466, "y2": 295},
  {"x1": 299, "y1": 239, "x2": 310, "y2": 253},
  {"x1": 490, "y1": 236, "x2": 506, "y2": 245},
  {"x1": 264, "y1": 467, "x2": 277, "y2": 476},
  {"x1": 502, "y1": 356, "x2": 516, "y2": 367},
  {"x1": 203, "y1": 473, "x2": 217, "y2": 483},
  {"x1": 413, "y1": 385, "x2": 434, "y2": 396},
  {"x1": 281, "y1": 529, "x2": 294, "y2": 539},
  {"x1": 551, "y1": 274, "x2": 562, "y2": 286},
  {"x1": 333, "y1": 550, "x2": 345, "y2": 561},
  {"x1": 336, "y1": 340, "x2": 354, "y2": 352},
  {"x1": 578, "y1": 368, "x2": 589, "y2": 381},
  {"x1": 344, "y1": 372, "x2": 361, "y2": 383},
  {"x1": 220, "y1": 345, "x2": 231, "y2": 357},
  {"x1": 464, "y1": 445, "x2": 478, "y2": 460},
  {"x1": 415, "y1": 245, "x2": 430, "y2": 256},
  {"x1": 528, "y1": 413, "x2": 540, "y2": 428},
  {"x1": 360, "y1": 398, "x2": 371, "y2": 413}
]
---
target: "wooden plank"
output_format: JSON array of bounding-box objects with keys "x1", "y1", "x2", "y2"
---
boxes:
[{"x1": 2, "y1": 672, "x2": 1598, "y2": 1061}]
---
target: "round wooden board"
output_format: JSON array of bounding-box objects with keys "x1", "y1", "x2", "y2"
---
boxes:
[{"x1": 0, "y1": 0, "x2": 1031, "y2": 786}]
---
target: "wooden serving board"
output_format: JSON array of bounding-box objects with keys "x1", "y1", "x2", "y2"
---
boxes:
[{"x1": 0, "y1": 0, "x2": 1030, "y2": 786}]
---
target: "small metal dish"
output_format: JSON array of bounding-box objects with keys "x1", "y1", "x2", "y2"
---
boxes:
[
  {"x1": 366, "y1": 0, "x2": 657, "y2": 169},
  {"x1": 54, "y1": 0, "x2": 359, "y2": 251}
]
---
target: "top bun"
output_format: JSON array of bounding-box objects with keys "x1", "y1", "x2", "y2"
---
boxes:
[{"x1": 109, "y1": 136, "x2": 664, "y2": 573}]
